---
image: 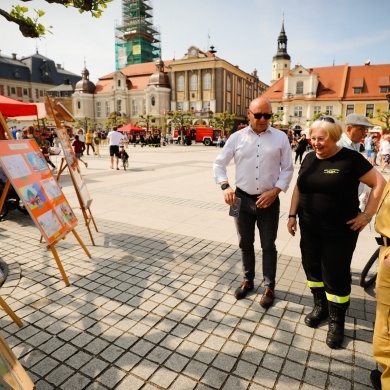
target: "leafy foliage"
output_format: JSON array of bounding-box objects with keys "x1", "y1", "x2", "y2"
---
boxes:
[
  {"x1": 209, "y1": 112, "x2": 235, "y2": 135},
  {"x1": 0, "y1": 0, "x2": 112, "y2": 38},
  {"x1": 104, "y1": 112, "x2": 127, "y2": 129},
  {"x1": 376, "y1": 108, "x2": 390, "y2": 130},
  {"x1": 166, "y1": 111, "x2": 194, "y2": 145}
]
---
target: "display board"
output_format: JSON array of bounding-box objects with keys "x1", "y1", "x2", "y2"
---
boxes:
[
  {"x1": 55, "y1": 125, "x2": 93, "y2": 209},
  {"x1": 0, "y1": 140, "x2": 77, "y2": 245}
]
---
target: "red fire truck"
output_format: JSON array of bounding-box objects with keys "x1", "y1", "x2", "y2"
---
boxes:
[{"x1": 173, "y1": 126, "x2": 221, "y2": 146}]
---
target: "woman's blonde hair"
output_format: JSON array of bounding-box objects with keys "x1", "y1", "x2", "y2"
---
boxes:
[{"x1": 309, "y1": 117, "x2": 342, "y2": 142}]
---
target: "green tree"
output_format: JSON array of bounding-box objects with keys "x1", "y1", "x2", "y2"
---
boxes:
[
  {"x1": 376, "y1": 108, "x2": 390, "y2": 131},
  {"x1": 166, "y1": 111, "x2": 194, "y2": 145},
  {"x1": 270, "y1": 112, "x2": 284, "y2": 127},
  {"x1": 136, "y1": 114, "x2": 157, "y2": 133},
  {"x1": 104, "y1": 112, "x2": 126, "y2": 129},
  {"x1": 209, "y1": 112, "x2": 235, "y2": 136},
  {"x1": 0, "y1": 0, "x2": 112, "y2": 38}
]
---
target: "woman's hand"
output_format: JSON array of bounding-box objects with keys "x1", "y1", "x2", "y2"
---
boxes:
[
  {"x1": 287, "y1": 218, "x2": 297, "y2": 236},
  {"x1": 346, "y1": 213, "x2": 371, "y2": 232}
]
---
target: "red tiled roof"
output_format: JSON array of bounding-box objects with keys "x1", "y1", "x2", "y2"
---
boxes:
[{"x1": 263, "y1": 63, "x2": 390, "y2": 102}]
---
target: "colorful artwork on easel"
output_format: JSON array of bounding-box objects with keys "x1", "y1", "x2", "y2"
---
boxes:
[{"x1": 0, "y1": 140, "x2": 78, "y2": 244}]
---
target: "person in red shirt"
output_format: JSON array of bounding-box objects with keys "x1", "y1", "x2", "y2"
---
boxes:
[{"x1": 71, "y1": 135, "x2": 88, "y2": 168}]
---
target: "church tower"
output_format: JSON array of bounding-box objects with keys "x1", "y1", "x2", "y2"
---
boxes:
[{"x1": 271, "y1": 18, "x2": 291, "y2": 85}]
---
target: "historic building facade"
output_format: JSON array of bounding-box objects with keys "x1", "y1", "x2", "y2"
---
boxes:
[
  {"x1": 0, "y1": 51, "x2": 81, "y2": 103},
  {"x1": 73, "y1": 46, "x2": 268, "y2": 131},
  {"x1": 264, "y1": 22, "x2": 390, "y2": 131}
]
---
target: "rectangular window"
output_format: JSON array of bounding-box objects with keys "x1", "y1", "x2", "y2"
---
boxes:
[
  {"x1": 236, "y1": 104, "x2": 241, "y2": 115},
  {"x1": 177, "y1": 102, "x2": 184, "y2": 110},
  {"x1": 346, "y1": 104, "x2": 354, "y2": 116},
  {"x1": 23, "y1": 88, "x2": 28, "y2": 96},
  {"x1": 202, "y1": 101, "x2": 210, "y2": 111},
  {"x1": 313, "y1": 106, "x2": 321, "y2": 115},
  {"x1": 227, "y1": 102, "x2": 231, "y2": 114},
  {"x1": 366, "y1": 104, "x2": 374, "y2": 117},
  {"x1": 96, "y1": 102, "x2": 102, "y2": 118},
  {"x1": 277, "y1": 106, "x2": 283, "y2": 114},
  {"x1": 132, "y1": 100, "x2": 138, "y2": 116},
  {"x1": 39, "y1": 90, "x2": 44, "y2": 97},
  {"x1": 380, "y1": 86, "x2": 390, "y2": 93},
  {"x1": 353, "y1": 87, "x2": 362, "y2": 94},
  {"x1": 325, "y1": 106, "x2": 333, "y2": 115},
  {"x1": 294, "y1": 106, "x2": 302, "y2": 117},
  {"x1": 10, "y1": 87, "x2": 16, "y2": 94},
  {"x1": 105, "y1": 101, "x2": 110, "y2": 117},
  {"x1": 117, "y1": 100, "x2": 122, "y2": 113}
]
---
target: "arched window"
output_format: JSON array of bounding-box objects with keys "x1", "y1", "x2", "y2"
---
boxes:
[
  {"x1": 226, "y1": 75, "x2": 231, "y2": 92},
  {"x1": 296, "y1": 81, "x2": 303, "y2": 95},
  {"x1": 190, "y1": 74, "x2": 197, "y2": 91},
  {"x1": 117, "y1": 79, "x2": 121, "y2": 87},
  {"x1": 77, "y1": 100, "x2": 81, "y2": 110},
  {"x1": 203, "y1": 73, "x2": 211, "y2": 90},
  {"x1": 177, "y1": 75, "x2": 184, "y2": 91}
]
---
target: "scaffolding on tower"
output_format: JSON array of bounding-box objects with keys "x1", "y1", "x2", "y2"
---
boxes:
[{"x1": 115, "y1": 0, "x2": 161, "y2": 70}]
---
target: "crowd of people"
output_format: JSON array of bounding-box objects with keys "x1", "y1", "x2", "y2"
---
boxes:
[{"x1": 214, "y1": 97, "x2": 390, "y2": 390}]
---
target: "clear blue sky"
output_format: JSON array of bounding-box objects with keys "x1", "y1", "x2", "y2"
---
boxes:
[{"x1": 1, "y1": 0, "x2": 390, "y2": 85}]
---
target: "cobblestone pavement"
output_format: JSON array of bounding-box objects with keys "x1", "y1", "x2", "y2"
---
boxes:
[
  {"x1": 0, "y1": 213, "x2": 377, "y2": 390},
  {"x1": 0, "y1": 145, "x2": 379, "y2": 389}
]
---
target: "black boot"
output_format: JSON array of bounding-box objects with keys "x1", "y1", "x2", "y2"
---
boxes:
[
  {"x1": 326, "y1": 301, "x2": 349, "y2": 349},
  {"x1": 305, "y1": 288, "x2": 329, "y2": 328}
]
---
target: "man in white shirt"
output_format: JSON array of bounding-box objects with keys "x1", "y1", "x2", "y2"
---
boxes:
[
  {"x1": 107, "y1": 126, "x2": 124, "y2": 170},
  {"x1": 213, "y1": 97, "x2": 294, "y2": 308}
]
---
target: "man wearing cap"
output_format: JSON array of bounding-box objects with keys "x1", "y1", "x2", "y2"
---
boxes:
[{"x1": 337, "y1": 113, "x2": 373, "y2": 152}]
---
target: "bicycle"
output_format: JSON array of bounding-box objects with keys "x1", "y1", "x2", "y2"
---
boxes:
[{"x1": 359, "y1": 247, "x2": 380, "y2": 289}]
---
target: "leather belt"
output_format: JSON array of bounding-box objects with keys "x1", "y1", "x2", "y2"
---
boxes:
[
  {"x1": 376, "y1": 236, "x2": 390, "y2": 246},
  {"x1": 236, "y1": 187, "x2": 261, "y2": 199}
]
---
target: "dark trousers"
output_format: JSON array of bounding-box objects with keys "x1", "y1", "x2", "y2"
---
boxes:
[
  {"x1": 234, "y1": 191, "x2": 280, "y2": 289},
  {"x1": 86, "y1": 143, "x2": 95, "y2": 154},
  {"x1": 299, "y1": 211, "x2": 358, "y2": 297},
  {"x1": 295, "y1": 149, "x2": 305, "y2": 163}
]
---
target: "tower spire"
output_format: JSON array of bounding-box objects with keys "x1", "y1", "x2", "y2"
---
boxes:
[{"x1": 271, "y1": 16, "x2": 291, "y2": 85}]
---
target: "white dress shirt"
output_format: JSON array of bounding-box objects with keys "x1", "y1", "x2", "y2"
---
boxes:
[{"x1": 213, "y1": 125, "x2": 294, "y2": 194}]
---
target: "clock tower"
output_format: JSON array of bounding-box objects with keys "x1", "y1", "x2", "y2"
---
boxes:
[{"x1": 271, "y1": 18, "x2": 291, "y2": 85}]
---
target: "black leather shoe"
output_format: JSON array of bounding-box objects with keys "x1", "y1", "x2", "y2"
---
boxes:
[
  {"x1": 260, "y1": 288, "x2": 275, "y2": 309},
  {"x1": 370, "y1": 369, "x2": 382, "y2": 390},
  {"x1": 234, "y1": 281, "x2": 254, "y2": 300}
]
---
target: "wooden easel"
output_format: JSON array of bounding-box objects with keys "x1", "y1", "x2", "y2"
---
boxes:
[
  {"x1": 47, "y1": 229, "x2": 91, "y2": 286},
  {"x1": 0, "y1": 297, "x2": 22, "y2": 328},
  {"x1": 45, "y1": 96, "x2": 98, "y2": 245},
  {"x1": 56, "y1": 157, "x2": 98, "y2": 245}
]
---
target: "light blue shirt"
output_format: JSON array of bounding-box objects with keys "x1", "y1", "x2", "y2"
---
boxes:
[
  {"x1": 213, "y1": 125, "x2": 294, "y2": 194},
  {"x1": 337, "y1": 133, "x2": 361, "y2": 152}
]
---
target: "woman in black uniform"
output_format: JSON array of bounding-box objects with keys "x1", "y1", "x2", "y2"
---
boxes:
[{"x1": 287, "y1": 116, "x2": 385, "y2": 349}]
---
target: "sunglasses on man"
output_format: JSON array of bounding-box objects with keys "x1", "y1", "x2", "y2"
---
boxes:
[{"x1": 249, "y1": 110, "x2": 273, "y2": 120}]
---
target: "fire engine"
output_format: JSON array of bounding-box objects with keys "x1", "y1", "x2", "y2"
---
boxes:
[{"x1": 173, "y1": 126, "x2": 221, "y2": 146}]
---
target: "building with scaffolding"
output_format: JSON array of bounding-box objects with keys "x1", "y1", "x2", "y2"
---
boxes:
[{"x1": 115, "y1": 0, "x2": 161, "y2": 70}]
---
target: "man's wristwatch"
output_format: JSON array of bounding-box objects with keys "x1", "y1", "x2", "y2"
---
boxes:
[{"x1": 221, "y1": 183, "x2": 230, "y2": 190}]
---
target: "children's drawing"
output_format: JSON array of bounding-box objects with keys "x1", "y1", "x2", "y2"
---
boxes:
[{"x1": 20, "y1": 183, "x2": 46, "y2": 209}]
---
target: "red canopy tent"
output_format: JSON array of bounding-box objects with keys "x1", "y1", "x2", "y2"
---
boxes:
[
  {"x1": 0, "y1": 95, "x2": 38, "y2": 118},
  {"x1": 0, "y1": 95, "x2": 38, "y2": 140},
  {"x1": 117, "y1": 123, "x2": 144, "y2": 133}
]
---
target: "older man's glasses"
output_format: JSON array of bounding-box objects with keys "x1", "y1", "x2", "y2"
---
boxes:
[
  {"x1": 249, "y1": 110, "x2": 272, "y2": 120},
  {"x1": 317, "y1": 116, "x2": 335, "y2": 123}
]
